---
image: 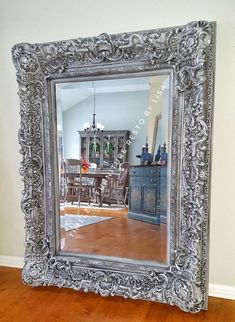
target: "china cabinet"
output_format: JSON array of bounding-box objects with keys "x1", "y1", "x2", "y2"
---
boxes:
[{"x1": 78, "y1": 130, "x2": 130, "y2": 168}]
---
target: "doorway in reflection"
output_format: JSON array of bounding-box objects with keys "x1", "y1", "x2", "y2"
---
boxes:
[{"x1": 56, "y1": 73, "x2": 170, "y2": 263}]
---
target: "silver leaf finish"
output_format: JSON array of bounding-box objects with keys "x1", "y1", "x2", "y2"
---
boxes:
[{"x1": 12, "y1": 20, "x2": 215, "y2": 313}]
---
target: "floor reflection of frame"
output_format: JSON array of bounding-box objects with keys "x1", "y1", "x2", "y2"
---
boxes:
[{"x1": 60, "y1": 206, "x2": 167, "y2": 263}]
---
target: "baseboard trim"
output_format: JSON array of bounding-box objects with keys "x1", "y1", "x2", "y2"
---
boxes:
[
  {"x1": 0, "y1": 256, "x2": 234, "y2": 300},
  {"x1": 0, "y1": 255, "x2": 24, "y2": 268},
  {"x1": 209, "y1": 283, "x2": 235, "y2": 300}
]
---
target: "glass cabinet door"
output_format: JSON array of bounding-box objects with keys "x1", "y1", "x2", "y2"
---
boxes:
[
  {"x1": 103, "y1": 135, "x2": 115, "y2": 168},
  {"x1": 117, "y1": 136, "x2": 127, "y2": 163},
  {"x1": 81, "y1": 136, "x2": 87, "y2": 159},
  {"x1": 89, "y1": 135, "x2": 101, "y2": 167}
]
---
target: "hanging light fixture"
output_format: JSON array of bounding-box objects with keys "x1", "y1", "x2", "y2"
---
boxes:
[{"x1": 83, "y1": 81, "x2": 104, "y2": 132}]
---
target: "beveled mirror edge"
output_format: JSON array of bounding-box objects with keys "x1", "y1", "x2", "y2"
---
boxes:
[
  {"x1": 50, "y1": 69, "x2": 173, "y2": 268},
  {"x1": 12, "y1": 20, "x2": 216, "y2": 313}
]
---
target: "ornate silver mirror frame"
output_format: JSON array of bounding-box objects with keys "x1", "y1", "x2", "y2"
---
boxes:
[{"x1": 12, "y1": 20, "x2": 215, "y2": 313}]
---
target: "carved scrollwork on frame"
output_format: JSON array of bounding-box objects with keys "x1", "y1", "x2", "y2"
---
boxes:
[{"x1": 12, "y1": 20, "x2": 215, "y2": 313}]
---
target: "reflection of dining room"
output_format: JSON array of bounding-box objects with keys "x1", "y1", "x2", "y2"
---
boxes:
[
  {"x1": 56, "y1": 74, "x2": 170, "y2": 262},
  {"x1": 60, "y1": 147, "x2": 130, "y2": 208}
]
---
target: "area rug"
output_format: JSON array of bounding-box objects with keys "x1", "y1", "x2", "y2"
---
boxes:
[{"x1": 60, "y1": 214, "x2": 113, "y2": 232}]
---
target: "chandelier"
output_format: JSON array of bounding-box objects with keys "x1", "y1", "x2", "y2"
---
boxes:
[{"x1": 83, "y1": 82, "x2": 104, "y2": 132}]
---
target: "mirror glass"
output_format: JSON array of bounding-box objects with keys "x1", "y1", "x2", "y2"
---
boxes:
[{"x1": 56, "y1": 73, "x2": 170, "y2": 264}]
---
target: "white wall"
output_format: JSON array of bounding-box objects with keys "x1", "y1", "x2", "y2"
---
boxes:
[
  {"x1": 62, "y1": 91, "x2": 149, "y2": 165},
  {"x1": 0, "y1": 0, "x2": 235, "y2": 288}
]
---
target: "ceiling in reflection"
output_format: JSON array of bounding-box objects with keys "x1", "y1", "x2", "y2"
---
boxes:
[{"x1": 56, "y1": 75, "x2": 169, "y2": 112}]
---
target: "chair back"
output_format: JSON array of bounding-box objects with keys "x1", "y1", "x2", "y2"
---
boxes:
[
  {"x1": 118, "y1": 162, "x2": 129, "y2": 188},
  {"x1": 64, "y1": 159, "x2": 82, "y2": 185}
]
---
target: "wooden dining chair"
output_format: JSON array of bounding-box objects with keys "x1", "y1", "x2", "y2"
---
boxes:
[
  {"x1": 114, "y1": 162, "x2": 129, "y2": 206},
  {"x1": 102, "y1": 162, "x2": 129, "y2": 207},
  {"x1": 64, "y1": 159, "x2": 93, "y2": 206}
]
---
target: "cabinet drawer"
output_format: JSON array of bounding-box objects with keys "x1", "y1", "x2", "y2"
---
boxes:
[
  {"x1": 129, "y1": 176, "x2": 159, "y2": 186},
  {"x1": 129, "y1": 166, "x2": 160, "y2": 177}
]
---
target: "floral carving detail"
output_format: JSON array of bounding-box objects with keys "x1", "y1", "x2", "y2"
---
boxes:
[{"x1": 12, "y1": 20, "x2": 215, "y2": 313}]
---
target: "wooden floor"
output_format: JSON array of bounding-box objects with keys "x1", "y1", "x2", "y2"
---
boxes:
[
  {"x1": 60, "y1": 206, "x2": 167, "y2": 263},
  {"x1": 0, "y1": 267, "x2": 234, "y2": 322}
]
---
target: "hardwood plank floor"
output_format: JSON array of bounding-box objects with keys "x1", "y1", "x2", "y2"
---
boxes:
[
  {"x1": 60, "y1": 206, "x2": 167, "y2": 263},
  {"x1": 0, "y1": 267, "x2": 234, "y2": 322}
]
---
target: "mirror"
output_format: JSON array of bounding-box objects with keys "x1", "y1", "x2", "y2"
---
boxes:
[
  {"x1": 56, "y1": 74, "x2": 170, "y2": 264},
  {"x1": 12, "y1": 21, "x2": 215, "y2": 313}
]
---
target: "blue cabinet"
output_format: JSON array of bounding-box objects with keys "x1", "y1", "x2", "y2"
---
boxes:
[{"x1": 128, "y1": 165, "x2": 167, "y2": 224}]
